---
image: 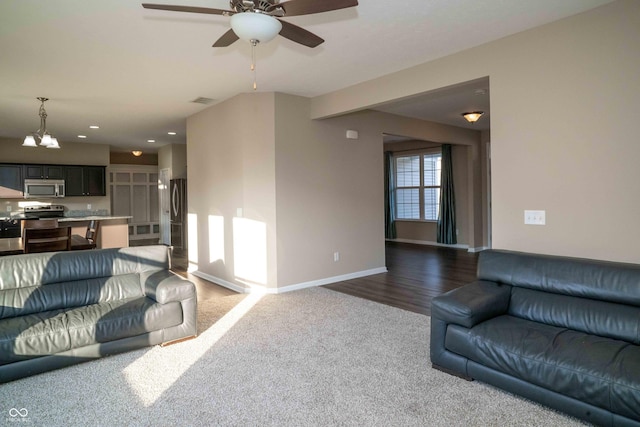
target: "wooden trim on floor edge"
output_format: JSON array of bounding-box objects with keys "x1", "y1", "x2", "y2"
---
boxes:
[{"x1": 191, "y1": 267, "x2": 388, "y2": 295}]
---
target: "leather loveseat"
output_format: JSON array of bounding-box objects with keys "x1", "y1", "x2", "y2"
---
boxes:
[
  {"x1": 431, "y1": 250, "x2": 640, "y2": 426},
  {"x1": 0, "y1": 245, "x2": 197, "y2": 383}
]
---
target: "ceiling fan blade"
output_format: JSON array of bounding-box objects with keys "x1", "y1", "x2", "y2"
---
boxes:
[
  {"x1": 142, "y1": 3, "x2": 235, "y2": 16},
  {"x1": 278, "y1": 0, "x2": 358, "y2": 17},
  {"x1": 213, "y1": 29, "x2": 240, "y2": 47},
  {"x1": 278, "y1": 20, "x2": 324, "y2": 48}
]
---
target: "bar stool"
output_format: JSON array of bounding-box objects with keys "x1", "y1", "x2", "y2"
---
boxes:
[{"x1": 70, "y1": 220, "x2": 100, "y2": 250}]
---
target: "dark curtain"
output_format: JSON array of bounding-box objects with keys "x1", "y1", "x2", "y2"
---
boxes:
[
  {"x1": 384, "y1": 151, "x2": 397, "y2": 239},
  {"x1": 437, "y1": 144, "x2": 457, "y2": 244}
]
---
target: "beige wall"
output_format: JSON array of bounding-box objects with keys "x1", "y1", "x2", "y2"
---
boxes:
[
  {"x1": 110, "y1": 151, "x2": 158, "y2": 166},
  {"x1": 0, "y1": 137, "x2": 111, "y2": 214},
  {"x1": 158, "y1": 144, "x2": 187, "y2": 179},
  {"x1": 310, "y1": 0, "x2": 640, "y2": 263},
  {"x1": 0, "y1": 137, "x2": 109, "y2": 166},
  {"x1": 187, "y1": 93, "x2": 278, "y2": 290},
  {"x1": 187, "y1": 92, "x2": 486, "y2": 290}
]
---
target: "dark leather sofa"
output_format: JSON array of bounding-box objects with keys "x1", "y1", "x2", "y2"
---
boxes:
[
  {"x1": 431, "y1": 249, "x2": 640, "y2": 426},
  {"x1": 0, "y1": 245, "x2": 197, "y2": 383}
]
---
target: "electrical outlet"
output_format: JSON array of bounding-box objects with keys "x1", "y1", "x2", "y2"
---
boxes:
[
  {"x1": 524, "y1": 210, "x2": 546, "y2": 225},
  {"x1": 333, "y1": 252, "x2": 340, "y2": 262},
  {"x1": 6, "y1": 206, "x2": 11, "y2": 212},
  {"x1": 87, "y1": 204, "x2": 92, "y2": 210}
]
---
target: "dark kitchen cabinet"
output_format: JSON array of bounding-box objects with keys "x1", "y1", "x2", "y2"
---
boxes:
[
  {"x1": 0, "y1": 164, "x2": 24, "y2": 198},
  {"x1": 24, "y1": 164, "x2": 65, "y2": 180},
  {"x1": 64, "y1": 166, "x2": 106, "y2": 197}
]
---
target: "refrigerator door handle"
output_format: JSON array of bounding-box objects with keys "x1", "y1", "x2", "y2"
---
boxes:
[{"x1": 172, "y1": 183, "x2": 179, "y2": 218}]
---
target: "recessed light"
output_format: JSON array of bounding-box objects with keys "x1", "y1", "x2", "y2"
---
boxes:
[
  {"x1": 78, "y1": 135, "x2": 87, "y2": 139},
  {"x1": 167, "y1": 132, "x2": 177, "y2": 136},
  {"x1": 89, "y1": 125, "x2": 100, "y2": 129},
  {"x1": 147, "y1": 139, "x2": 156, "y2": 143}
]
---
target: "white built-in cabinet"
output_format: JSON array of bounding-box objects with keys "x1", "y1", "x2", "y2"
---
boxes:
[{"x1": 109, "y1": 165, "x2": 159, "y2": 242}]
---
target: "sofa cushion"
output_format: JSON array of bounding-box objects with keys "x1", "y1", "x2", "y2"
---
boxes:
[
  {"x1": 477, "y1": 250, "x2": 640, "y2": 307},
  {"x1": 509, "y1": 287, "x2": 640, "y2": 344},
  {"x1": 445, "y1": 315, "x2": 640, "y2": 420},
  {"x1": 0, "y1": 274, "x2": 144, "y2": 320},
  {"x1": 0, "y1": 297, "x2": 183, "y2": 366},
  {"x1": 0, "y1": 245, "x2": 169, "y2": 290}
]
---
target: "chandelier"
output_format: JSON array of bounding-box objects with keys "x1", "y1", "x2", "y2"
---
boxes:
[{"x1": 23, "y1": 97, "x2": 61, "y2": 149}]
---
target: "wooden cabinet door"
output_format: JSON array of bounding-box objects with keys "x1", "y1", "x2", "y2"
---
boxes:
[
  {"x1": 85, "y1": 166, "x2": 106, "y2": 196},
  {"x1": 64, "y1": 166, "x2": 85, "y2": 196}
]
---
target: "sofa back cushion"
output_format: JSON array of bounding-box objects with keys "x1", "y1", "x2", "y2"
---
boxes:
[
  {"x1": 0, "y1": 245, "x2": 169, "y2": 319},
  {"x1": 477, "y1": 250, "x2": 640, "y2": 307},
  {"x1": 508, "y1": 287, "x2": 640, "y2": 344}
]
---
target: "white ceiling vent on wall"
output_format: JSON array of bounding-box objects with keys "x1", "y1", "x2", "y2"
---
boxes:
[{"x1": 190, "y1": 97, "x2": 216, "y2": 105}]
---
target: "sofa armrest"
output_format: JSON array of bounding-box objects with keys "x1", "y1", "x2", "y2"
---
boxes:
[
  {"x1": 142, "y1": 270, "x2": 196, "y2": 304},
  {"x1": 431, "y1": 280, "x2": 511, "y2": 328}
]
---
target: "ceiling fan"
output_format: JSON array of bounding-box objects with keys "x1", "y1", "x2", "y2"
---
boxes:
[{"x1": 142, "y1": 0, "x2": 359, "y2": 48}]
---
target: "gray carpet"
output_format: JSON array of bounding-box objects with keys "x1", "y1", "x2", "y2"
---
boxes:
[{"x1": 1, "y1": 287, "x2": 584, "y2": 426}]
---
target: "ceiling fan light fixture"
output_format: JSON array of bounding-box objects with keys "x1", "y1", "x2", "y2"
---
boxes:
[
  {"x1": 230, "y1": 12, "x2": 282, "y2": 43},
  {"x1": 462, "y1": 111, "x2": 484, "y2": 124}
]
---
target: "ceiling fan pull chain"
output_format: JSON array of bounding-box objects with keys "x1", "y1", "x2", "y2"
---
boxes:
[{"x1": 251, "y1": 39, "x2": 258, "y2": 90}]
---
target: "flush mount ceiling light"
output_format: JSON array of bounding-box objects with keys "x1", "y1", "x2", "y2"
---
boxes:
[
  {"x1": 462, "y1": 111, "x2": 484, "y2": 124},
  {"x1": 132, "y1": 150, "x2": 143, "y2": 157},
  {"x1": 23, "y1": 97, "x2": 61, "y2": 149}
]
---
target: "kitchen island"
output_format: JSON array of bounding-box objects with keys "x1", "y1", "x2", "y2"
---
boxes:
[{"x1": 59, "y1": 216, "x2": 132, "y2": 249}]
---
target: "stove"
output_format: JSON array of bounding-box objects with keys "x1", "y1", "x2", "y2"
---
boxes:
[{"x1": 24, "y1": 205, "x2": 66, "y2": 219}]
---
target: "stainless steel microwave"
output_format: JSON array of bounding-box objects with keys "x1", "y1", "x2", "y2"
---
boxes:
[{"x1": 24, "y1": 179, "x2": 65, "y2": 198}]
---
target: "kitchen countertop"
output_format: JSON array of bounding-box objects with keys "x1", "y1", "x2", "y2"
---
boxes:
[
  {"x1": 58, "y1": 216, "x2": 132, "y2": 222},
  {"x1": 1, "y1": 215, "x2": 132, "y2": 221}
]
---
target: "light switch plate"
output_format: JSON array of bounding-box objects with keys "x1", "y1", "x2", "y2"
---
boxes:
[{"x1": 524, "y1": 210, "x2": 546, "y2": 225}]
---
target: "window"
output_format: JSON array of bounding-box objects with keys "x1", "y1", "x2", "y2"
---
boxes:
[{"x1": 395, "y1": 152, "x2": 442, "y2": 221}]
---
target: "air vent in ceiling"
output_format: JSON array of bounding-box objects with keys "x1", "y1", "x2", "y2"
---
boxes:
[{"x1": 191, "y1": 97, "x2": 216, "y2": 105}]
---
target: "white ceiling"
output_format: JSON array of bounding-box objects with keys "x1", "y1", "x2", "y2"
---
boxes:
[{"x1": 0, "y1": 0, "x2": 612, "y2": 152}]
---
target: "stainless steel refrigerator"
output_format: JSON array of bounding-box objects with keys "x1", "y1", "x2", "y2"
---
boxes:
[{"x1": 170, "y1": 178, "x2": 187, "y2": 252}]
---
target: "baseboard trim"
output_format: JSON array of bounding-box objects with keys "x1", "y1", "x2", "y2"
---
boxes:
[
  {"x1": 273, "y1": 267, "x2": 388, "y2": 294},
  {"x1": 386, "y1": 239, "x2": 489, "y2": 253},
  {"x1": 387, "y1": 238, "x2": 469, "y2": 250},
  {"x1": 191, "y1": 267, "x2": 388, "y2": 295},
  {"x1": 190, "y1": 271, "x2": 247, "y2": 294}
]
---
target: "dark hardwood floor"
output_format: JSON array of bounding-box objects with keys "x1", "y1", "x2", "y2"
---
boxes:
[
  {"x1": 169, "y1": 241, "x2": 479, "y2": 314},
  {"x1": 325, "y1": 241, "x2": 479, "y2": 316}
]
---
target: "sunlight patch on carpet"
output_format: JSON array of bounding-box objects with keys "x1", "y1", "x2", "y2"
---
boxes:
[{"x1": 122, "y1": 292, "x2": 263, "y2": 406}]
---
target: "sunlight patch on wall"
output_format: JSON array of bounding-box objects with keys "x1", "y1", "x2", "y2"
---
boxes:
[
  {"x1": 122, "y1": 292, "x2": 263, "y2": 406},
  {"x1": 187, "y1": 213, "x2": 198, "y2": 272},
  {"x1": 208, "y1": 215, "x2": 225, "y2": 264},
  {"x1": 233, "y1": 217, "x2": 267, "y2": 286}
]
